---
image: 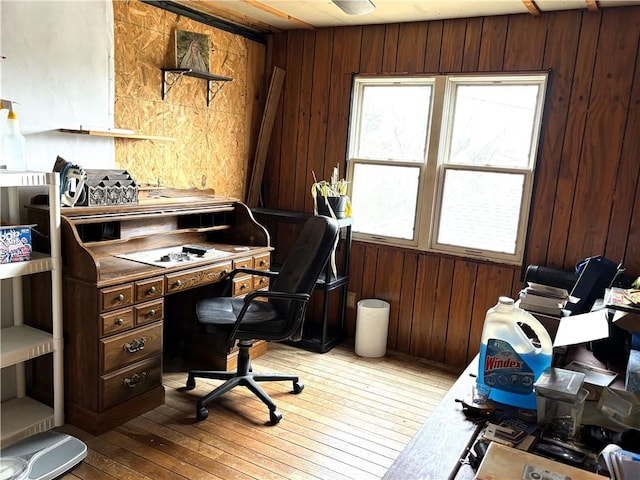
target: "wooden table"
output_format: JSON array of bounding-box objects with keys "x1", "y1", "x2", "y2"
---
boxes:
[
  {"x1": 384, "y1": 358, "x2": 480, "y2": 480},
  {"x1": 384, "y1": 345, "x2": 626, "y2": 479}
]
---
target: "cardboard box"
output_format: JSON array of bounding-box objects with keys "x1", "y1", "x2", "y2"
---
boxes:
[
  {"x1": 476, "y1": 442, "x2": 606, "y2": 479},
  {"x1": 0, "y1": 225, "x2": 33, "y2": 263}
]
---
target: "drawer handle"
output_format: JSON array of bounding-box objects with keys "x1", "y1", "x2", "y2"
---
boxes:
[
  {"x1": 240, "y1": 283, "x2": 248, "y2": 290},
  {"x1": 123, "y1": 372, "x2": 147, "y2": 388},
  {"x1": 123, "y1": 337, "x2": 146, "y2": 353},
  {"x1": 148, "y1": 309, "x2": 156, "y2": 317},
  {"x1": 259, "y1": 260, "x2": 267, "y2": 267},
  {"x1": 148, "y1": 286, "x2": 157, "y2": 294},
  {"x1": 116, "y1": 294, "x2": 125, "y2": 302},
  {"x1": 175, "y1": 280, "x2": 183, "y2": 287},
  {"x1": 115, "y1": 318, "x2": 124, "y2": 326}
]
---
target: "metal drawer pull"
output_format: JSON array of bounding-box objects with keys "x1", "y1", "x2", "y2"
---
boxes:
[
  {"x1": 148, "y1": 286, "x2": 157, "y2": 294},
  {"x1": 115, "y1": 318, "x2": 124, "y2": 326},
  {"x1": 148, "y1": 309, "x2": 156, "y2": 317},
  {"x1": 123, "y1": 372, "x2": 147, "y2": 388},
  {"x1": 123, "y1": 337, "x2": 146, "y2": 353},
  {"x1": 175, "y1": 280, "x2": 183, "y2": 287},
  {"x1": 117, "y1": 294, "x2": 125, "y2": 302}
]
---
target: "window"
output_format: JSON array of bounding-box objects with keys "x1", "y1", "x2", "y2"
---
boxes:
[{"x1": 346, "y1": 74, "x2": 548, "y2": 265}]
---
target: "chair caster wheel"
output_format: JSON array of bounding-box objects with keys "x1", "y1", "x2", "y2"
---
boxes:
[
  {"x1": 269, "y1": 409, "x2": 282, "y2": 425},
  {"x1": 185, "y1": 375, "x2": 196, "y2": 390},
  {"x1": 196, "y1": 405, "x2": 209, "y2": 421},
  {"x1": 293, "y1": 381, "x2": 304, "y2": 394}
]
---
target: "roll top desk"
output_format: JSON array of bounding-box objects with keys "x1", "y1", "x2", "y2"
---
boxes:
[{"x1": 27, "y1": 194, "x2": 272, "y2": 434}]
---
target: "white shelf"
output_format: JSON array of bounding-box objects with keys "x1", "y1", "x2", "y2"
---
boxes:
[
  {"x1": 0, "y1": 325, "x2": 54, "y2": 368},
  {"x1": 0, "y1": 170, "x2": 52, "y2": 187},
  {"x1": 0, "y1": 252, "x2": 54, "y2": 280},
  {"x1": 0, "y1": 396, "x2": 55, "y2": 448},
  {"x1": 1, "y1": 171, "x2": 63, "y2": 447}
]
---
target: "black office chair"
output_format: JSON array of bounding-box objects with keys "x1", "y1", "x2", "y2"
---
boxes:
[{"x1": 183, "y1": 215, "x2": 339, "y2": 424}]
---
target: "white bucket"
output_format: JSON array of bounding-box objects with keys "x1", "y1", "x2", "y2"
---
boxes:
[{"x1": 355, "y1": 299, "x2": 390, "y2": 357}]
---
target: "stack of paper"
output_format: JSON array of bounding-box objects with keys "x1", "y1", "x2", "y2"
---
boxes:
[{"x1": 519, "y1": 282, "x2": 569, "y2": 316}]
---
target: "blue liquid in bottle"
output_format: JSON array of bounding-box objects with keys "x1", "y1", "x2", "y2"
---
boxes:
[{"x1": 477, "y1": 297, "x2": 552, "y2": 410}]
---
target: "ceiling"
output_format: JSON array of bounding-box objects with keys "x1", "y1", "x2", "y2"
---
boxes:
[{"x1": 172, "y1": 0, "x2": 640, "y2": 33}]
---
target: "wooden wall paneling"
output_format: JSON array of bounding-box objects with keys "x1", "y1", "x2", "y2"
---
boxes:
[
  {"x1": 525, "y1": 10, "x2": 582, "y2": 268},
  {"x1": 410, "y1": 255, "x2": 440, "y2": 358},
  {"x1": 626, "y1": 184, "x2": 640, "y2": 276},
  {"x1": 345, "y1": 242, "x2": 366, "y2": 336},
  {"x1": 604, "y1": 23, "x2": 640, "y2": 273},
  {"x1": 360, "y1": 24, "x2": 386, "y2": 73},
  {"x1": 444, "y1": 260, "x2": 477, "y2": 367},
  {"x1": 306, "y1": 29, "x2": 334, "y2": 213},
  {"x1": 546, "y1": 11, "x2": 600, "y2": 269},
  {"x1": 324, "y1": 27, "x2": 363, "y2": 182},
  {"x1": 424, "y1": 21, "x2": 443, "y2": 73},
  {"x1": 264, "y1": 34, "x2": 287, "y2": 208},
  {"x1": 439, "y1": 18, "x2": 467, "y2": 73},
  {"x1": 361, "y1": 245, "x2": 380, "y2": 301},
  {"x1": 396, "y1": 252, "x2": 419, "y2": 352},
  {"x1": 477, "y1": 16, "x2": 508, "y2": 71},
  {"x1": 396, "y1": 23, "x2": 427, "y2": 73},
  {"x1": 382, "y1": 24, "x2": 400, "y2": 72},
  {"x1": 565, "y1": 8, "x2": 638, "y2": 263},
  {"x1": 503, "y1": 14, "x2": 547, "y2": 71},
  {"x1": 292, "y1": 31, "x2": 317, "y2": 213},
  {"x1": 371, "y1": 248, "x2": 405, "y2": 350},
  {"x1": 245, "y1": 41, "x2": 268, "y2": 201},
  {"x1": 278, "y1": 30, "x2": 305, "y2": 211},
  {"x1": 466, "y1": 265, "x2": 517, "y2": 364},
  {"x1": 431, "y1": 258, "x2": 454, "y2": 362},
  {"x1": 462, "y1": 17, "x2": 483, "y2": 72}
]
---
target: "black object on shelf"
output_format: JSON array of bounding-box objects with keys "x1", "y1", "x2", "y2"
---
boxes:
[{"x1": 251, "y1": 207, "x2": 352, "y2": 353}]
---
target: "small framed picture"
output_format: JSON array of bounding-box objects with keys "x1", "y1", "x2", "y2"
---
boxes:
[{"x1": 175, "y1": 30, "x2": 210, "y2": 73}]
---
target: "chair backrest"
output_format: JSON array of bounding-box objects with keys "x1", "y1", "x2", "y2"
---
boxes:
[{"x1": 270, "y1": 215, "x2": 339, "y2": 340}]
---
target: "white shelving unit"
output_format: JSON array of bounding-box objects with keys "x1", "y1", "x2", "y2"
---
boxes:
[{"x1": 0, "y1": 170, "x2": 63, "y2": 447}]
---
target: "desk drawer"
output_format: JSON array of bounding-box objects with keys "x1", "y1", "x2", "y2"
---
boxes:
[
  {"x1": 254, "y1": 253, "x2": 270, "y2": 271},
  {"x1": 233, "y1": 256, "x2": 253, "y2": 270},
  {"x1": 253, "y1": 275, "x2": 269, "y2": 291},
  {"x1": 233, "y1": 275, "x2": 253, "y2": 296},
  {"x1": 100, "y1": 355, "x2": 162, "y2": 410},
  {"x1": 100, "y1": 284, "x2": 134, "y2": 312},
  {"x1": 135, "y1": 299, "x2": 163, "y2": 326},
  {"x1": 135, "y1": 277, "x2": 164, "y2": 302},
  {"x1": 165, "y1": 261, "x2": 232, "y2": 294},
  {"x1": 100, "y1": 307, "x2": 134, "y2": 337},
  {"x1": 100, "y1": 322, "x2": 163, "y2": 373}
]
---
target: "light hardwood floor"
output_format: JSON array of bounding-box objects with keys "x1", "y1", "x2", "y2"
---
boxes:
[{"x1": 57, "y1": 342, "x2": 459, "y2": 479}]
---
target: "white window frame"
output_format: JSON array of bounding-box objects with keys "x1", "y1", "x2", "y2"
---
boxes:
[{"x1": 346, "y1": 73, "x2": 548, "y2": 265}]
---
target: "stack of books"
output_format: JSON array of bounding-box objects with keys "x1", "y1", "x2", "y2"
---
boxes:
[{"x1": 518, "y1": 282, "x2": 569, "y2": 317}]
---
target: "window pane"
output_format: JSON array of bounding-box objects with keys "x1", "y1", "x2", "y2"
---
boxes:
[
  {"x1": 351, "y1": 163, "x2": 419, "y2": 239},
  {"x1": 437, "y1": 169, "x2": 525, "y2": 254},
  {"x1": 356, "y1": 85, "x2": 432, "y2": 162},
  {"x1": 449, "y1": 84, "x2": 540, "y2": 168}
]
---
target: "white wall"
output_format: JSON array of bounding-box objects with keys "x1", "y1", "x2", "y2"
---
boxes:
[
  {"x1": 1, "y1": 0, "x2": 116, "y2": 400},
  {"x1": 1, "y1": 0, "x2": 116, "y2": 171}
]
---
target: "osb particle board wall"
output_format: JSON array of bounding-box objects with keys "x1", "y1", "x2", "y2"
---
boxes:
[{"x1": 112, "y1": 0, "x2": 266, "y2": 198}]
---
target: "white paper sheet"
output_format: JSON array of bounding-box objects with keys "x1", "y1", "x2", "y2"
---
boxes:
[
  {"x1": 116, "y1": 246, "x2": 232, "y2": 268},
  {"x1": 552, "y1": 309, "x2": 610, "y2": 347}
]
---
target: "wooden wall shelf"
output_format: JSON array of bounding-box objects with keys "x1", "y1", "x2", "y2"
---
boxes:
[
  {"x1": 161, "y1": 68, "x2": 234, "y2": 106},
  {"x1": 58, "y1": 129, "x2": 175, "y2": 142}
]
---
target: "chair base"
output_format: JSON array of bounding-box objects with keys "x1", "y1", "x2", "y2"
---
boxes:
[{"x1": 184, "y1": 341, "x2": 304, "y2": 424}]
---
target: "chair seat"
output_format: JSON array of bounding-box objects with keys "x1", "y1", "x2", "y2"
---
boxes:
[{"x1": 196, "y1": 297, "x2": 287, "y2": 336}]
